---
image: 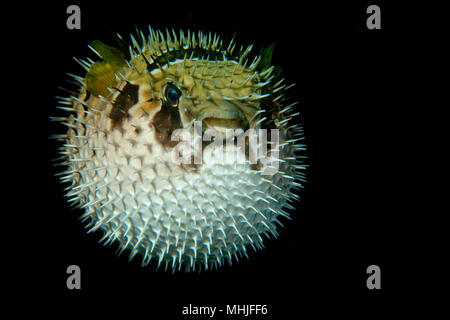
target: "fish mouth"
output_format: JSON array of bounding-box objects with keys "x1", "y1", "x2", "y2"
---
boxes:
[
  {"x1": 196, "y1": 103, "x2": 249, "y2": 133},
  {"x1": 203, "y1": 117, "x2": 248, "y2": 131}
]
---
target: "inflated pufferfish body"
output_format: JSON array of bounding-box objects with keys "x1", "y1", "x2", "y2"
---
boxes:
[{"x1": 53, "y1": 27, "x2": 306, "y2": 271}]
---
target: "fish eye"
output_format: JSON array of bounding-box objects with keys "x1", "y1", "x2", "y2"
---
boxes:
[{"x1": 164, "y1": 83, "x2": 182, "y2": 106}]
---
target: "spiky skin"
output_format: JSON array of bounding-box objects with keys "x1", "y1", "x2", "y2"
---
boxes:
[{"x1": 53, "y1": 27, "x2": 306, "y2": 272}]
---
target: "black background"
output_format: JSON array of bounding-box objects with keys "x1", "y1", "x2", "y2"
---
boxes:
[{"x1": 12, "y1": 0, "x2": 446, "y2": 317}]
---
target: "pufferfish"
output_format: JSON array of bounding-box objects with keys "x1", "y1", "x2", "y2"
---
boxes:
[{"x1": 52, "y1": 27, "x2": 306, "y2": 272}]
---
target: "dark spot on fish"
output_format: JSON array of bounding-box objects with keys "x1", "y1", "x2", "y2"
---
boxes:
[
  {"x1": 133, "y1": 125, "x2": 141, "y2": 136},
  {"x1": 181, "y1": 162, "x2": 202, "y2": 172},
  {"x1": 250, "y1": 161, "x2": 263, "y2": 171},
  {"x1": 110, "y1": 82, "x2": 139, "y2": 128},
  {"x1": 152, "y1": 104, "x2": 182, "y2": 148}
]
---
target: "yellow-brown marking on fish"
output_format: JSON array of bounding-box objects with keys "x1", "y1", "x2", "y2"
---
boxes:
[{"x1": 110, "y1": 82, "x2": 140, "y2": 128}]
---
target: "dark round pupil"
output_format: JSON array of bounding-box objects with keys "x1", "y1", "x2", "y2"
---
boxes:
[{"x1": 167, "y1": 87, "x2": 180, "y2": 103}]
